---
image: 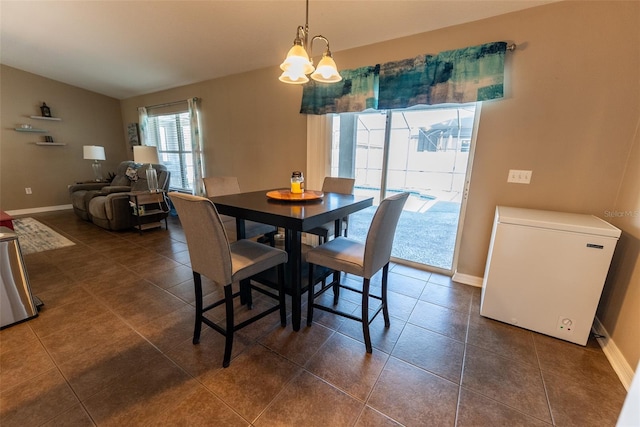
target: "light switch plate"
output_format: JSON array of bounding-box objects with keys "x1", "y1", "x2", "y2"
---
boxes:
[{"x1": 507, "y1": 169, "x2": 532, "y2": 184}]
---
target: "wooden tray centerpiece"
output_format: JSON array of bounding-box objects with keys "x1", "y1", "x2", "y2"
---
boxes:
[{"x1": 266, "y1": 189, "x2": 324, "y2": 201}]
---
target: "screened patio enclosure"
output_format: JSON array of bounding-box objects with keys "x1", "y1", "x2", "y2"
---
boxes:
[{"x1": 330, "y1": 106, "x2": 477, "y2": 270}]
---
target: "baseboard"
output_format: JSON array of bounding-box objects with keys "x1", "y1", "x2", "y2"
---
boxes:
[
  {"x1": 452, "y1": 272, "x2": 483, "y2": 287},
  {"x1": 593, "y1": 317, "x2": 635, "y2": 391},
  {"x1": 6, "y1": 204, "x2": 72, "y2": 216}
]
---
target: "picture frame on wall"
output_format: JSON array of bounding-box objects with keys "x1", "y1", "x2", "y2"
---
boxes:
[{"x1": 127, "y1": 123, "x2": 140, "y2": 146}]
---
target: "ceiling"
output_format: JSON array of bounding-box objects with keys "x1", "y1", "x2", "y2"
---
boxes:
[{"x1": 1, "y1": 0, "x2": 555, "y2": 100}]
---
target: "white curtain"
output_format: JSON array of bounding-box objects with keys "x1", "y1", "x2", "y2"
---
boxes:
[
  {"x1": 137, "y1": 106, "x2": 150, "y2": 147},
  {"x1": 306, "y1": 114, "x2": 332, "y2": 190},
  {"x1": 188, "y1": 98, "x2": 205, "y2": 196}
]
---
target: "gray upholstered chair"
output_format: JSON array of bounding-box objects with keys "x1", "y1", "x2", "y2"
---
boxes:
[
  {"x1": 305, "y1": 192, "x2": 409, "y2": 353},
  {"x1": 86, "y1": 163, "x2": 169, "y2": 230},
  {"x1": 168, "y1": 192, "x2": 287, "y2": 368},
  {"x1": 203, "y1": 176, "x2": 277, "y2": 244},
  {"x1": 306, "y1": 177, "x2": 356, "y2": 244}
]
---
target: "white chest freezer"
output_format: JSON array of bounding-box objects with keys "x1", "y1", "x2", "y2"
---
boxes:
[{"x1": 480, "y1": 206, "x2": 620, "y2": 345}]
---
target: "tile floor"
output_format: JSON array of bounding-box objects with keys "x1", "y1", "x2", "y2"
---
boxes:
[{"x1": 0, "y1": 210, "x2": 627, "y2": 426}]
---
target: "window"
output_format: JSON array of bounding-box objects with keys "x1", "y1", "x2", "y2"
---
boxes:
[{"x1": 146, "y1": 111, "x2": 194, "y2": 192}]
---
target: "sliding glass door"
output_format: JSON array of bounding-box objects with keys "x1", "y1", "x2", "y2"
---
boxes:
[{"x1": 330, "y1": 105, "x2": 478, "y2": 272}]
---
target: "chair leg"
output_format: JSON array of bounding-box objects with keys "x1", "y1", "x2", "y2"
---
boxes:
[
  {"x1": 307, "y1": 263, "x2": 315, "y2": 326},
  {"x1": 240, "y1": 278, "x2": 253, "y2": 309},
  {"x1": 192, "y1": 272, "x2": 203, "y2": 345},
  {"x1": 278, "y1": 264, "x2": 287, "y2": 327},
  {"x1": 362, "y1": 277, "x2": 372, "y2": 353},
  {"x1": 332, "y1": 271, "x2": 340, "y2": 305},
  {"x1": 382, "y1": 263, "x2": 390, "y2": 327},
  {"x1": 222, "y1": 284, "x2": 234, "y2": 368}
]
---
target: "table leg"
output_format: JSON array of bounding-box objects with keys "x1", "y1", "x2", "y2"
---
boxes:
[
  {"x1": 286, "y1": 229, "x2": 303, "y2": 331},
  {"x1": 332, "y1": 218, "x2": 342, "y2": 303}
]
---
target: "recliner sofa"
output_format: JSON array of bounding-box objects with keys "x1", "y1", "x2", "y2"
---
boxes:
[{"x1": 68, "y1": 161, "x2": 170, "y2": 231}]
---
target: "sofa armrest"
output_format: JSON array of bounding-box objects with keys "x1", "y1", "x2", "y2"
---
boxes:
[
  {"x1": 102, "y1": 192, "x2": 134, "y2": 224},
  {"x1": 68, "y1": 182, "x2": 108, "y2": 195},
  {"x1": 99, "y1": 186, "x2": 132, "y2": 194}
]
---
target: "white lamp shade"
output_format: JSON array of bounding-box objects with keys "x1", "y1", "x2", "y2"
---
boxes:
[
  {"x1": 279, "y1": 68, "x2": 310, "y2": 84},
  {"x1": 133, "y1": 145, "x2": 159, "y2": 164},
  {"x1": 83, "y1": 145, "x2": 106, "y2": 161},
  {"x1": 311, "y1": 55, "x2": 342, "y2": 83},
  {"x1": 280, "y1": 44, "x2": 314, "y2": 73}
]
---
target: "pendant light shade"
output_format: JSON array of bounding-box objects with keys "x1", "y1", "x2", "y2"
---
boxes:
[
  {"x1": 279, "y1": 0, "x2": 341, "y2": 85},
  {"x1": 279, "y1": 41, "x2": 314, "y2": 84},
  {"x1": 310, "y1": 51, "x2": 341, "y2": 83}
]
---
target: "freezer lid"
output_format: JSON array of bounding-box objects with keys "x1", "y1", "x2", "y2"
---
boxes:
[{"x1": 496, "y1": 206, "x2": 621, "y2": 238}]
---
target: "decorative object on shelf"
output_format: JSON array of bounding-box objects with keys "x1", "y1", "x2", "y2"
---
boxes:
[
  {"x1": 127, "y1": 123, "x2": 140, "y2": 146},
  {"x1": 133, "y1": 145, "x2": 160, "y2": 192},
  {"x1": 279, "y1": 0, "x2": 341, "y2": 84},
  {"x1": 40, "y1": 102, "x2": 52, "y2": 117},
  {"x1": 44, "y1": 136, "x2": 54, "y2": 143},
  {"x1": 20, "y1": 124, "x2": 32, "y2": 129},
  {"x1": 83, "y1": 145, "x2": 106, "y2": 181}
]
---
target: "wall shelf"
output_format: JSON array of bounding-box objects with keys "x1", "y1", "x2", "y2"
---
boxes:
[
  {"x1": 15, "y1": 128, "x2": 47, "y2": 133},
  {"x1": 29, "y1": 116, "x2": 62, "y2": 121},
  {"x1": 35, "y1": 142, "x2": 66, "y2": 146}
]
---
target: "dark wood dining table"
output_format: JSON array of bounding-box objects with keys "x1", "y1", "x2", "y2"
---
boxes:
[{"x1": 209, "y1": 189, "x2": 373, "y2": 331}]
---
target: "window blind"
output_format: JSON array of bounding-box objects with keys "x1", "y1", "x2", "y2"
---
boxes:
[{"x1": 146, "y1": 112, "x2": 193, "y2": 191}]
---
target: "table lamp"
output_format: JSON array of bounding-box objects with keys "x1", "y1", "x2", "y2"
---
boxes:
[
  {"x1": 83, "y1": 145, "x2": 106, "y2": 181},
  {"x1": 133, "y1": 145, "x2": 160, "y2": 192}
]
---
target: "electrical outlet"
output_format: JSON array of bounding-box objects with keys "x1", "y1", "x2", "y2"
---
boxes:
[
  {"x1": 507, "y1": 169, "x2": 532, "y2": 184},
  {"x1": 25, "y1": 187, "x2": 32, "y2": 195}
]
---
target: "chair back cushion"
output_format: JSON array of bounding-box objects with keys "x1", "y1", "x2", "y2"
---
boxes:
[
  {"x1": 168, "y1": 192, "x2": 232, "y2": 284},
  {"x1": 364, "y1": 192, "x2": 409, "y2": 277},
  {"x1": 322, "y1": 177, "x2": 355, "y2": 195},
  {"x1": 203, "y1": 176, "x2": 242, "y2": 197}
]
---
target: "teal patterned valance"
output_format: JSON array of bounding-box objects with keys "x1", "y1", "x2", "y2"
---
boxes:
[
  {"x1": 301, "y1": 41, "x2": 508, "y2": 115},
  {"x1": 300, "y1": 66, "x2": 379, "y2": 115}
]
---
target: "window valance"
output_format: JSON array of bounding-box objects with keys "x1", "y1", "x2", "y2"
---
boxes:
[{"x1": 301, "y1": 41, "x2": 508, "y2": 115}]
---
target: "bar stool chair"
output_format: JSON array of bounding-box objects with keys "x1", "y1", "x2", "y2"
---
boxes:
[
  {"x1": 306, "y1": 177, "x2": 355, "y2": 244},
  {"x1": 203, "y1": 176, "x2": 277, "y2": 245},
  {"x1": 169, "y1": 192, "x2": 288, "y2": 368},
  {"x1": 306, "y1": 192, "x2": 409, "y2": 353}
]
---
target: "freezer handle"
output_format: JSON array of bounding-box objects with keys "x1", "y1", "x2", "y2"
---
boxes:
[{"x1": 586, "y1": 243, "x2": 604, "y2": 249}]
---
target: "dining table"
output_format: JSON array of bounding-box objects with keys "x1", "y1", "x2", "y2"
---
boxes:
[{"x1": 209, "y1": 189, "x2": 373, "y2": 331}]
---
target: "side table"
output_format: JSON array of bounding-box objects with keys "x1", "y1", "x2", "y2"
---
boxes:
[{"x1": 128, "y1": 191, "x2": 170, "y2": 233}]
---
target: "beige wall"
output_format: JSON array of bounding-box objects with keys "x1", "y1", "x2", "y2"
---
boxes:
[
  {"x1": 598, "y1": 123, "x2": 640, "y2": 371},
  {"x1": 119, "y1": 68, "x2": 307, "y2": 192},
  {"x1": 1, "y1": 1, "x2": 637, "y2": 370},
  {"x1": 0, "y1": 65, "x2": 127, "y2": 210}
]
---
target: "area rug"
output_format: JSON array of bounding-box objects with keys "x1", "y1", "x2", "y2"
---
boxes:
[{"x1": 11, "y1": 217, "x2": 75, "y2": 255}]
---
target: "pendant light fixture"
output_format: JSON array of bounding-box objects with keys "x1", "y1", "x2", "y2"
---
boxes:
[{"x1": 279, "y1": 0, "x2": 342, "y2": 84}]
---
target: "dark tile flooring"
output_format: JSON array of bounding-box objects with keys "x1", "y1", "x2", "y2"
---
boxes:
[{"x1": 0, "y1": 210, "x2": 627, "y2": 426}]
